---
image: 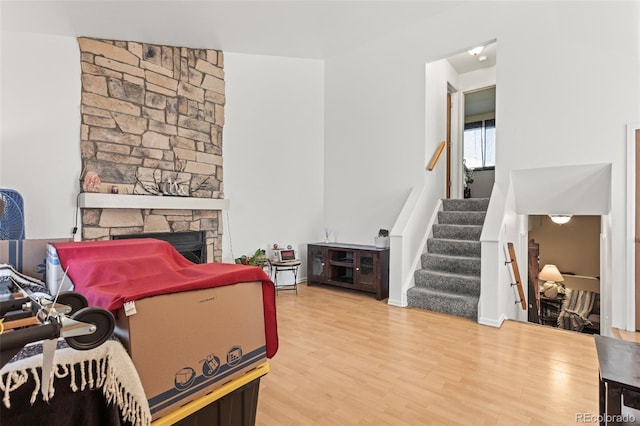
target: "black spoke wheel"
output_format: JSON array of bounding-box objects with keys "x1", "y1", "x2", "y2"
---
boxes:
[
  {"x1": 56, "y1": 291, "x2": 88, "y2": 314},
  {"x1": 64, "y1": 307, "x2": 114, "y2": 351}
]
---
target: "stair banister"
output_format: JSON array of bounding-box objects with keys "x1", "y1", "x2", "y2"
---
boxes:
[{"x1": 388, "y1": 183, "x2": 442, "y2": 307}]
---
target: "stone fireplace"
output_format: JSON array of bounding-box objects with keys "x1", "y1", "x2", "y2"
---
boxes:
[{"x1": 77, "y1": 37, "x2": 225, "y2": 262}]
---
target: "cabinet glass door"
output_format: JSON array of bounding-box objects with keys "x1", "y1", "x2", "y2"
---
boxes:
[
  {"x1": 309, "y1": 246, "x2": 326, "y2": 280},
  {"x1": 356, "y1": 253, "x2": 377, "y2": 287}
]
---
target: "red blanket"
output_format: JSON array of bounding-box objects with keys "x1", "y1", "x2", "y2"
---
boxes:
[{"x1": 53, "y1": 239, "x2": 278, "y2": 358}]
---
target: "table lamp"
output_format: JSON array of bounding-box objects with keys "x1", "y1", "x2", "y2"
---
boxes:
[{"x1": 539, "y1": 264, "x2": 564, "y2": 298}]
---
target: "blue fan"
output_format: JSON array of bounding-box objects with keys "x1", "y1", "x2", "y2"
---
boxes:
[{"x1": 0, "y1": 189, "x2": 25, "y2": 240}]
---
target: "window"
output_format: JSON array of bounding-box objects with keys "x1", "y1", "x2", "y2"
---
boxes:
[{"x1": 464, "y1": 118, "x2": 495, "y2": 169}]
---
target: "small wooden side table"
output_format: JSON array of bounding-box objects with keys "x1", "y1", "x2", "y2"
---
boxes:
[{"x1": 269, "y1": 259, "x2": 301, "y2": 294}]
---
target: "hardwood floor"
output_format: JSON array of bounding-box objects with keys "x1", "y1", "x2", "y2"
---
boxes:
[{"x1": 256, "y1": 283, "x2": 600, "y2": 425}]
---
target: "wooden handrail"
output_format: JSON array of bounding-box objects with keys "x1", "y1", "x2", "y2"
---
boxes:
[
  {"x1": 426, "y1": 140, "x2": 446, "y2": 171},
  {"x1": 506, "y1": 242, "x2": 527, "y2": 310}
]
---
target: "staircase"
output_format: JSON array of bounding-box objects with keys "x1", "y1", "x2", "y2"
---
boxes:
[{"x1": 407, "y1": 198, "x2": 489, "y2": 321}]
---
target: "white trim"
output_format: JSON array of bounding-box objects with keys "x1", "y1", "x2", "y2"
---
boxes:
[
  {"x1": 626, "y1": 123, "x2": 640, "y2": 331},
  {"x1": 387, "y1": 298, "x2": 408, "y2": 307},
  {"x1": 478, "y1": 314, "x2": 506, "y2": 328},
  {"x1": 79, "y1": 193, "x2": 230, "y2": 210}
]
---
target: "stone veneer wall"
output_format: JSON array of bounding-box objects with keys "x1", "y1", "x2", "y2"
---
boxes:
[{"x1": 78, "y1": 37, "x2": 225, "y2": 262}]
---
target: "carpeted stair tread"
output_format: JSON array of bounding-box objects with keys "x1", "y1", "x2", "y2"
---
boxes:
[
  {"x1": 427, "y1": 238, "x2": 481, "y2": 257},
  {"x1": 422, "y1": 253, "x2": 481, "y2": 276},
  {"x1": 442, "y1": 198, "x2": 489, "y2": 212},
  {"x1": 432, "y1": 224, "x2": 482, "y2": 241},
  {"x1": 407, "y1": 287, "x2": 478, "y2": 320},
  {"x1": 437, "y1": 211, "x2": 486, "y2": 226},
  {"x1": 414, "y1": 269, "x2": 480, "y2": 296}
]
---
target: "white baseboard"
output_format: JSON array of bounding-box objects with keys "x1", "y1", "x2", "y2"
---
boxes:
[
  {"x1": 478, "y1": 314, "x2": 506, "y2": 328},
  {"x1": 387, "y1": 298, "x2": 407, "y2": 307}
]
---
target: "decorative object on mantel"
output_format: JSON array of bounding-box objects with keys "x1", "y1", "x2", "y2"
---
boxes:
[
  {"x1": 82, "y1": 171, "x2": 101, "y2": 193},
  {"x1": 133, "y1": 167, "x2": 216, "y2": 197}
]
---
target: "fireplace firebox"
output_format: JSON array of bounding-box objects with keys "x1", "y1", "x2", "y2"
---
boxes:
[{"x1": 112, "y1": 231, "x2": 206, "y2": 264}]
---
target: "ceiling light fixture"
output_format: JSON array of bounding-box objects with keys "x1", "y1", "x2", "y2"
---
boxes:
[
  {"x1": 549, "y1": 214, "x2": 572, "y2": 224},
  {"x1": 467, "y1": 46, "x2": 484, "y2": 56},
  {"x1": 478, "y1": 55, "x2": 488, "y2": 62}
]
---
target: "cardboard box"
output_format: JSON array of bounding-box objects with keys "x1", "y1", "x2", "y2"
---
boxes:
[
  {"x1": 0, "y1": 238, "x2": 71, "y2": 283},
  {"x1": 114, "y1": 281, "x2": 267, "y2": 421}
]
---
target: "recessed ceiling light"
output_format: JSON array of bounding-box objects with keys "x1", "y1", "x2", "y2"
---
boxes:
[
  {"x1": 468, "y1": 46, "x2": 484, "y2": 56},
  {"x1": 478, "y1": 55, "x2": 487, "y2": 62}
]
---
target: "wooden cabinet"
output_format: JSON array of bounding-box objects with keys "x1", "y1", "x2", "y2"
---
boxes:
[{"x1": 307, "y1": 243, "x2": 389, "y2": 300}]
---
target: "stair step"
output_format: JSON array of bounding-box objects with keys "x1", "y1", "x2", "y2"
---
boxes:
[
  {"x1": 409, "y1": 197, "x2": 487, "y2": 322},
  {"x1": 432, "y1": 224, "x2": 482, "y2": 241},
  {"x1": 422, "y1": 253, "x2": 481, "y2": 276},
  {"x1": 407, "y1": 287, "x2": 478, "y2": 320},
  {"x1": 442, "y1": 198, "x2": 489, "y2": 212},
  {"x1": 413, "y1": 269, "x2": 480, "y2": 296},
  {"x1": 438, "y1": 211, "x2": 486, "y2": 226},
  {"x1": 427, "y1": 238, "x2": 481, "y2": 257}
]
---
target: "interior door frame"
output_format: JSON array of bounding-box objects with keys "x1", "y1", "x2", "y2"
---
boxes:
[
  {"x1": 446, "y1": 92, "x2": 451, "y2": 198},
  {"x1": 626, "y1": 122, "x2": 640, "y2": 331}
]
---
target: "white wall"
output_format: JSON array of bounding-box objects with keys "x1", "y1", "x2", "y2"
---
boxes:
[
  {"x1": 1, "y1": 32, "x2": 81, "y2": 239},
  {"x1": 324, "y1": 3, "x2": 499, "y2": 247},
  {"x1": 388, "y1": 57, "x2": 458, "y2": 306},
  {"x1": 425, "y1": 59, "x2": 458, "y2": 195},
  {"x1": 494, "y1": 4, "x2": 639, "y2": 329},
  {"x1": 224, "y1": 53, "x2": 324, "y2": 281},
  {"x1": 468, "y1": 169, "x2": 494, "y2": 199},
  {"x1": 324, "y1": 1, "x2": 639, "y2": 328}
]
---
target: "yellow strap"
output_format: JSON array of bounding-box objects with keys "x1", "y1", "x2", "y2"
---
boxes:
[{"x1": 151, "y1": 362, "x2": 270, "y2": 425}]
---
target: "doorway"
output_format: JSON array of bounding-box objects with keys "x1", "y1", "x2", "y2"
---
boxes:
[
  {"x1": 440, "y1": 40, "x2": 496, "y2": 199},
  {"x1": 636, "y1": 128, "x2": 640, "y2": 330},
  {"x1": 462, "y1": 86, "x2": 495, "y2": 199},
  {"x1": 527, "y1": 215, "x2": 601, "y2": 334},
  {"x1": 446, "y1": 91, "x2": 452, "y2": 198}
]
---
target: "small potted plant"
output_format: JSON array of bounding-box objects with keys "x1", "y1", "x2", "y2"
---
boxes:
[
  {"x1": 463, "y1": 160, "x2": 474, "y2": 198},
  {"x1": 235, "y1": 248, "x2": 266, "y2": 266}
]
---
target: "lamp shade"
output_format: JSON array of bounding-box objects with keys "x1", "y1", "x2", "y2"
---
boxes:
[{"x1": 539, "y1": 264, "x2": 563, "y2": 282}]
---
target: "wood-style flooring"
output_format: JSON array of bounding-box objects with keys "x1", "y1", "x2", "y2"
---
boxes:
[{"x1": 256, "y1": 283, "x2": 602, "y2": 425}]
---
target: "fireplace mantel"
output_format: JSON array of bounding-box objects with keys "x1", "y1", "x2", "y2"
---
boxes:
[{"x1": 78, "y1": 193, "x2": 230, "y2": 210}]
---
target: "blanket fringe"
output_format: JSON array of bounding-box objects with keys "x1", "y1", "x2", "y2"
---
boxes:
[
  {"x1": 1, "y1": 352, "x2": 150, "y2": 426},
  {"x1": 1, "y1": 369, "x2": 29, "y2": 408},
  {"x1": 102, "y1": 354, "x2": 152, "y2": 426}
]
